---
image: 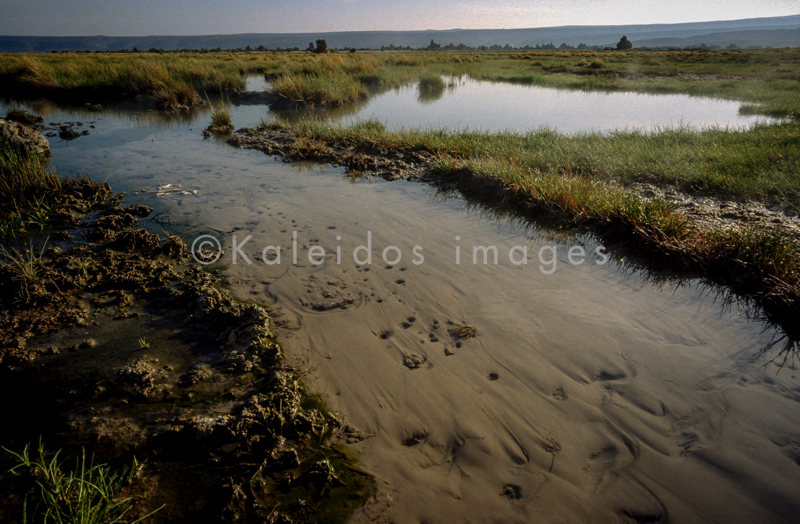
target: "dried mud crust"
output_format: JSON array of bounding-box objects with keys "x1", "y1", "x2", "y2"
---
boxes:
[
  {"x1": 627, "y1": 182, "x2": 800, "y2": 239},
  {"x1": 0, "y1": 179, "x2": 371, "y2": 523}
]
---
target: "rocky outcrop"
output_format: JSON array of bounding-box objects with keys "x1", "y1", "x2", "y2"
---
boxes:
[{"x1": 0, "y1": 117, "x2": 50, "y2": 156}]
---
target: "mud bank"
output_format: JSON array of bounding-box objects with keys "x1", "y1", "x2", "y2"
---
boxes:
[{"x1": 0, "y1": 179, "x2": 370, "y2": 523}]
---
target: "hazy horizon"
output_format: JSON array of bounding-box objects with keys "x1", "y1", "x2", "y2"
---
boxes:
[{"x1": 0, "y1": 0, "x2": 797, "y2": 37}]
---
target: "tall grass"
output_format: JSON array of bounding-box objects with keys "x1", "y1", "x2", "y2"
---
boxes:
[
  {"x1": 418, "y1": 74, "x2": 445, "y2": 91},
  {"x1": 269, "y1": 71, "x2": 368, "y2": 106},
  {"x1": 1, "y1": 49, "x2": 797, "y2": 115},
  {"x1": 0, "y1": 143, "x2": 60, "y2": 239},
  {"x1": 0, "y1": 53, "x2": 250, "y2": 107},
  {"x1": 0, "y1": 142, "x2": 59, "y2": 203}
]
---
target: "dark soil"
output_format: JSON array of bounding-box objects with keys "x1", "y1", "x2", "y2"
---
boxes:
[{"x1": 0, "y1": 178, "x2": 371, "y2": 523}]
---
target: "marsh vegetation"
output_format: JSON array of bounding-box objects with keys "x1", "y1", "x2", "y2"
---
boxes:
[
  {"x1": 1, "y1": 46, "x2": 800, "y2": 523},
  {"x1": 1, "y1": 48, "x2": 798, "y2": 114}
]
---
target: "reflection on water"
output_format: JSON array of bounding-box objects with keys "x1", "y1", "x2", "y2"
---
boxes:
[
  {"x1": 259, "y1": 75, "x2": 773, "y2": 133},
  {"x1": 9, "y1": 75, "x2": 776, "y2": 136},
  {"x1": 332, "y1": 77, "x2": 772, "y2": 133}
]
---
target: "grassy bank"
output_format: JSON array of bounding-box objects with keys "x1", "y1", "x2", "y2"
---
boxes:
[
  {"x1": 273, "y1": 118, "x2": 800, "y2": 206},
  {"x1": 0, "y1": 53, "x2": 254, "y2": 107}
]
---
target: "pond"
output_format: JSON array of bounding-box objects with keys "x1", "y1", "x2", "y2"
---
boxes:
[
  {"x1": 2, "y1": 98, "x2": 799, "y2": 523},
  {"x1": 246, "y1": 75, "x2": 772, "y2": 133}
]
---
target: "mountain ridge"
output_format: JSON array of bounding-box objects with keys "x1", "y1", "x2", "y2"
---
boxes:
[{"x1": 1, "y1": 14, "x2": 798, "y2": 52}]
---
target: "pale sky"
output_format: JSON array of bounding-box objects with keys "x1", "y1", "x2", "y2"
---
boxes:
[{"x1": 0, "y1": 0, "x2": 797, "y2": 36}]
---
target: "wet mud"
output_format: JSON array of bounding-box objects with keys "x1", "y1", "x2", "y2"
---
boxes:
[{"x1": 0, "y1": 179, "x2": 371, "y2": 523}]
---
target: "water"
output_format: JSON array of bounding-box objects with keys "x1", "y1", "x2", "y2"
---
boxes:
[
  {"x1": 2, "y1": 98, "x2": 799, "y2": 523},
  {"x1": 244, "y1": 75, "x2": 771, "y2": 133}
]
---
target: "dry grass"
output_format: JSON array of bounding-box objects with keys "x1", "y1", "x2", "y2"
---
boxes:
[{"x1": 448, "y1": 325, "x2": 480, "y2": 339}]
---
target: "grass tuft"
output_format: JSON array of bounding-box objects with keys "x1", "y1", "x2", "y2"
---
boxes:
[
  {"x1": 3, "y1": 439, "x2": 164, "y2": 524},
  {"x1": 0, "y1": 143, "x2": 60, "y2": 239}
]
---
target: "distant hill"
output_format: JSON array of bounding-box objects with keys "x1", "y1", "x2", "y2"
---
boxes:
[{"x1": 1, "y1": 14, "x2": 798, "y2": 52}]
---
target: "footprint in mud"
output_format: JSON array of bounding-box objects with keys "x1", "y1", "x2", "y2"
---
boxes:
[
  {"x1": 400, "y1": 316, "x2": 416, "y2": 329},
  {"x1": 502, "y1": 484, "x2": 522, "y2": 500},
  {"x1": 553, "y1": 387, "x2": 568, "y2": 401},
  {"x1": 403, "y1": 353, "x2": 427, "y2": 369},
  {"x1": 428, "y1": 333, "x2": 439, "y2": 342},
  {"x1": 444, "y1": 347, "x2": 455, "y2": 356},
  {"x1": 379, "y1": 330, "x2": 394, "y2": 340},
  {"x1": 396, "y1": 279, "x2": 406, "y2": 285},
  {"x1": 584, "y1": 439, "x2": 636, "y2": 493},
  {"x1": 401, "y1": 431, "x2": 429, "y2": 447},
  {"x1": 488, "y1": 373, "x2": 499, "y2": 381},
  {"x1": 596, "y1": 371, "x2": 626, "y2": 382}
]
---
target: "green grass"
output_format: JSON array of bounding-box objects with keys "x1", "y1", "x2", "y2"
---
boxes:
[
  {"x1": 269, "y1": 70, "x2": 368, "y2": 106},
  {"x1": 5, "y1": 50, "x2": 795, "y2": 115},
  {"x1": 0, "y1": 143, "x2": 60, "y2": 239},
  {"x1": 482, "y1": 49, "x2": 800, "y2": 118},
  {"x1": 418, "y1": 73, "x2": 446, "y2": 91},
  {"x1": 0, "y1": 53, "x2": 252, "y2": 108},
  {"x1": 279, "y1": 118, "x2": 800, "y2": 205},
  {"x1": 207, "y1": 95, "x2": 232, "y2": 130},
  {"x1": 3, "y1": 439, "x2": 164, "y2": 524}
]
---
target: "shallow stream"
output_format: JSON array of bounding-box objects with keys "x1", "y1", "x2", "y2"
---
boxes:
[{"x1": 2, "y1": 91, "x2": 799, "y2": 523}]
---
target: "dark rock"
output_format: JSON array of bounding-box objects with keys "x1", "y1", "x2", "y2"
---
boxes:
[{"x1": 59, "y1": 128, "x2": 81, "y2": 140}]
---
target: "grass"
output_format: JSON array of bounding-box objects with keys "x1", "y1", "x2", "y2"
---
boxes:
[
  {"x1": 5, "y1": 106, "x2": 43, "y2": 125},
  {"x1": 206, "y1": 94, "x2": 233, "y2": 132},
  {"x1": 0, "y1": 143, "x2": 60, "y2": 239},
  {"x1": 0, "y1": 239, "x2": 46, "y2": 282},
  {"x1": 277, "y1": 118, "x2": 800, "y2": 206},
  {"x1": 269, "y1": 70, "x2": 368, "y2": 106},
  {"x1": 418, "y1": 73, "x2": 446, "y2": 91},
  {"x1": 4, "y1": 49, "x2": 796, "y2": 115},
  {"x1": 3, "y1": 439, "x2": 164, "y2": 523},
  {"x1": 448, "y1": 325, "x2": 480, "y2": 339},
  {"x1": 210, "y1": 103, "x2": 232, "y2": 128},
  {"x1": 0, "y1": 239, "x2": 48, "y2": 303},
  {"x1": 0, "y1": 53, "x2": 251, "y2": 108},
  {"x1": 484, "y1": 48, "x2": 800, "y2": 118}
]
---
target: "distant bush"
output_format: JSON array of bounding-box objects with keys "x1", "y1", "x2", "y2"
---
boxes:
[{"x1": 617, "y1": 36, "x2": 633, "y2": 50}]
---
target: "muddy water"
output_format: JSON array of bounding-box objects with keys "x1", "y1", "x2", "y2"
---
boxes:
[{"x1": 5, "y1": 100, "x2": 800, "y2": 523}]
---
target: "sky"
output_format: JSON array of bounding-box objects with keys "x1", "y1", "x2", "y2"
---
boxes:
[{"x1": 0, "y1": 0, "x2": 797, "y2": 36}]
